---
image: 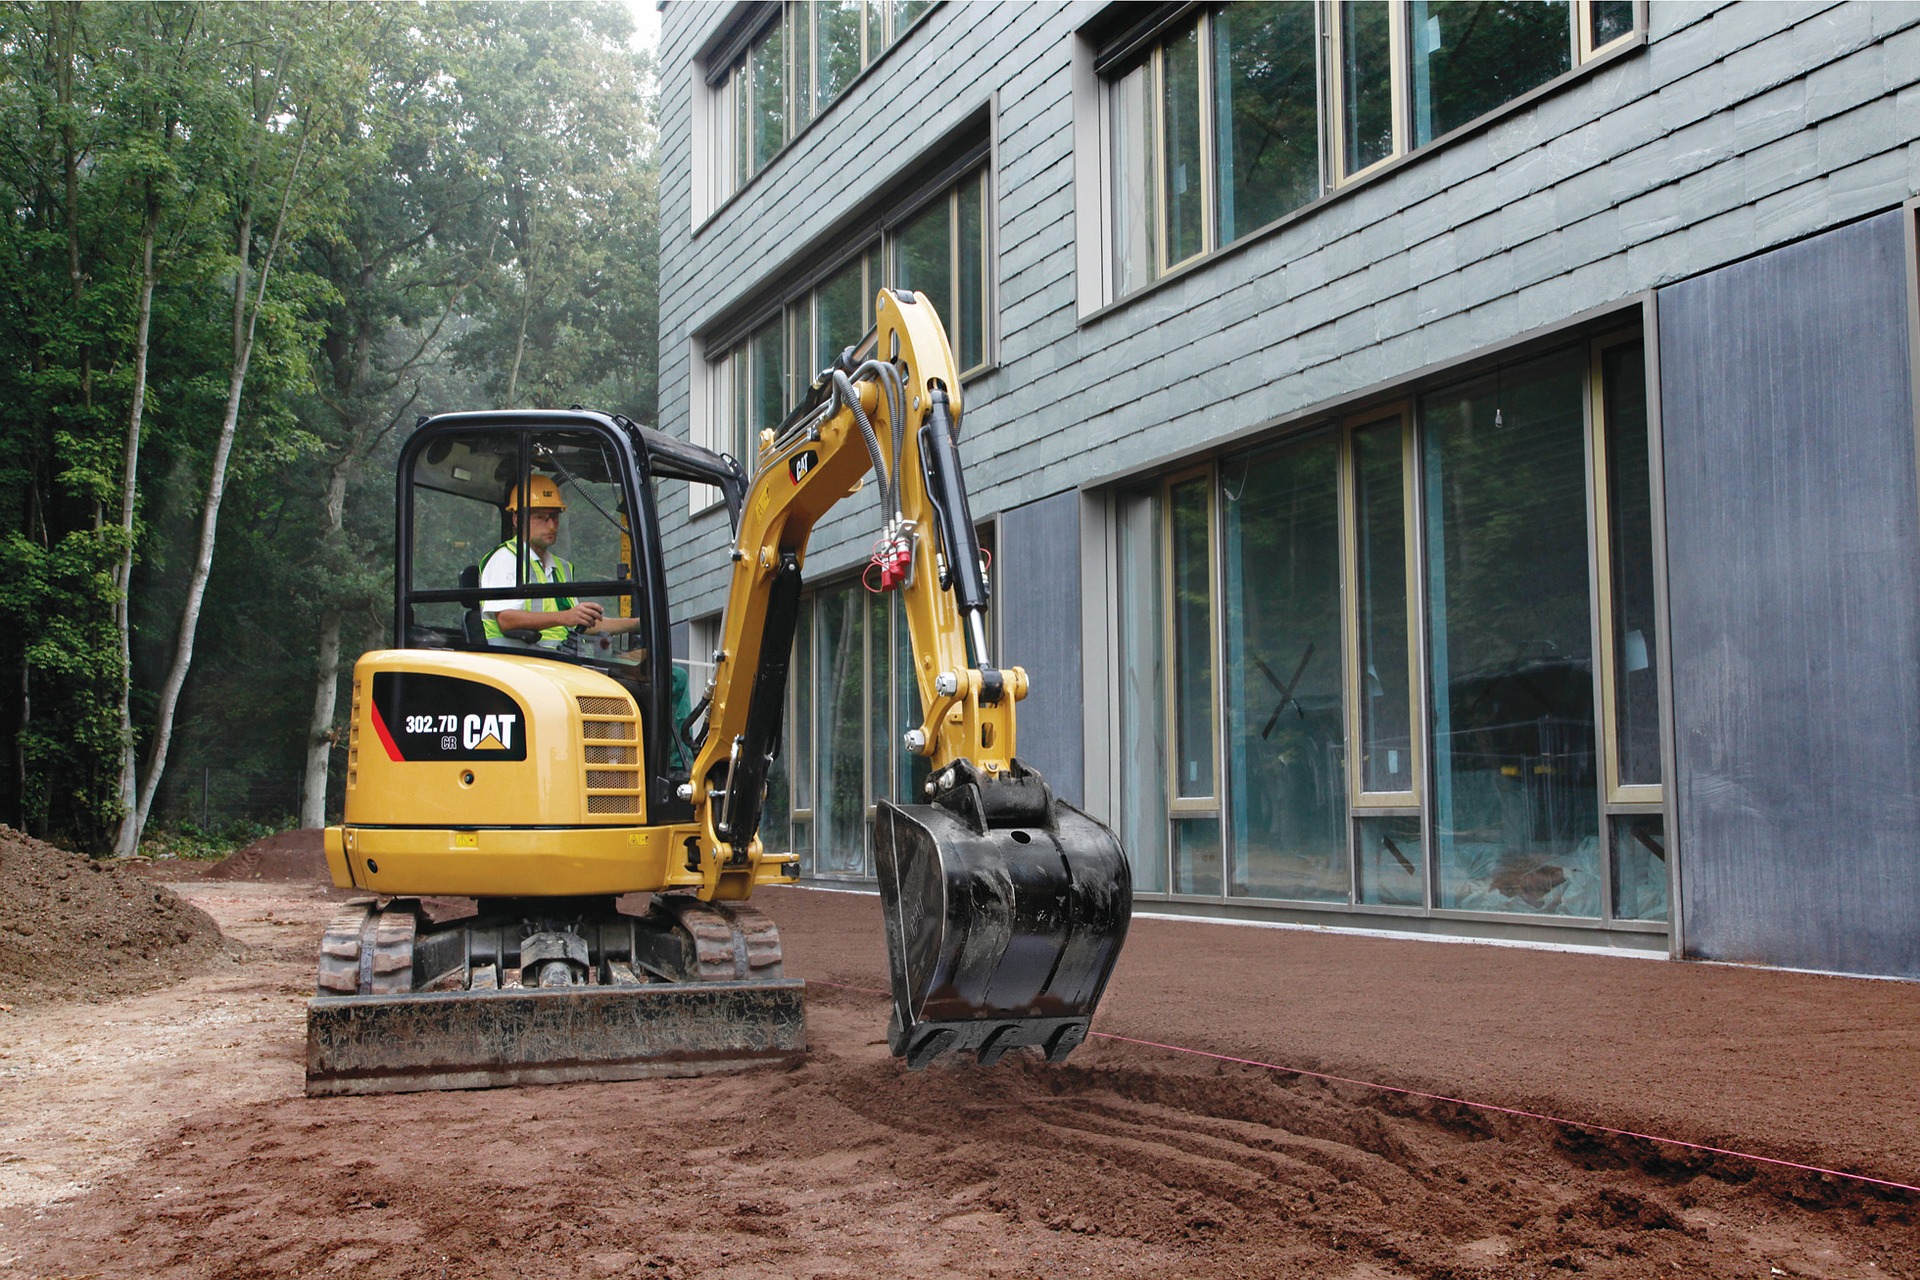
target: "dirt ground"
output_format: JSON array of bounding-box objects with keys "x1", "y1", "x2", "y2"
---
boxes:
[{"x1": 2, "y1": 832, "x2": 1916, "y2": 1279}]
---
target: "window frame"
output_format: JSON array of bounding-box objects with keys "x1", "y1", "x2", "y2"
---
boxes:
[
  {"x1": 1161, "y1": 464, "x2": 1222, "y2": 826},
  {"x1": 701, "y1": 1, "x2": 940, "y2": 214},
  {"x1": 1587, "y1": 330, "x2": 1662, "y2": 811},
  {"x1": 1115, "y1": 325, "x2": 1671, "y2": 927},
  {"x1": 1338, "y1": 404, "x2": 1423, "y2": 812},
  {"x1": 1094, "y1": 1, "x2": 1647, "y2": 305},
  {"x1": 693, "y1": 156, "x2": 995, "y2": 520}
]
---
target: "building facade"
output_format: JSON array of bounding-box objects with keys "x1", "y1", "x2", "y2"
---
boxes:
[{"x1": 657, "y1": 1, "x2": 1920, "y2": 978}]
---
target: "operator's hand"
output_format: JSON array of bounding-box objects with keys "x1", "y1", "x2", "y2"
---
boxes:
[{"x1": 560, "y1": 601, "x2": 604, "y2": 630}]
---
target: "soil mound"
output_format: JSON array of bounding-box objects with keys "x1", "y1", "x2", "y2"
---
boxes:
[
  {"x1": 0, "y1": 826, "x2": 223, "y2": 1008},
  {"x1": 200, "y1": 828, "x2": 328, "y2": 884}
]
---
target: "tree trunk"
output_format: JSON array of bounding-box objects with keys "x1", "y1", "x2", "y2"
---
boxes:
[
  {"x1": 110, "y1": 214, "x2": 159, "y2": 857},
  {"x1": 299, "y1": 460, "x2": 352, "y2": 827},
  {"x1": 119, "y1": 93, "x2": 314, "y2": 850}
]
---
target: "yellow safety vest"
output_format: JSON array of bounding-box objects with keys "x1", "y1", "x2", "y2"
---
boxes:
[{"x1": 482, "y1": 540, "x2": 574, "y2": 644}]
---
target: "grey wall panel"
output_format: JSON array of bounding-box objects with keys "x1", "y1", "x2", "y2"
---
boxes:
[
  {"x1": 1659, "y1": 210, "x2": 1920, "y2": 978},
  {"x1": 997, "y1": 489, "x2": 1084, "y2": 805}
]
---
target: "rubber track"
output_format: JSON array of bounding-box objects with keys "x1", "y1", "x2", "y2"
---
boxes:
[
  {"x1": 313, "y1": 901, "x2": 416, "y2": 996},
  {"x1": 650, "y1": 897, "x2": 784, "y2": 981}
]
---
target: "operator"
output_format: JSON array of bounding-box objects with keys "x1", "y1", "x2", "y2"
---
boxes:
[{"x1": 480, "y1": 475, "x2": 641, "y2": 646}]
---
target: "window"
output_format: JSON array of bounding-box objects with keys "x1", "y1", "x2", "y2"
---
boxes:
[
  {"x1": 1102, "y1": 1, "x2": 1639, "y2": 296},
  {"x1": 694, "y1": 163, "x2": 992, "y2": 513},
  {"x1": 1115, "y1": 331, "x2": 1665, "y2": 925},
  {"x1": 891, "y1": 168, "x2": 990, "y2": 375},
  {"x1": 706, "y1": 1, "x2": 935, "y2": 208}
]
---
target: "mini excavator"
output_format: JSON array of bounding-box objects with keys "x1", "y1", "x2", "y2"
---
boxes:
[{"x1": 307, "y1": 291, "x2": 1132, "y2": 1095}]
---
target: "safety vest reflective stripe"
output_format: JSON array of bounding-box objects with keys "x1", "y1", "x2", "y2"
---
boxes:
[{"x1": 481, "y1": 540, "x2": 574, "y2": 642}]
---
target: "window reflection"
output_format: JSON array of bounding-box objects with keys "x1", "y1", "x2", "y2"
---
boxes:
[
  {"x1": 1424, "y1": 352, "x2": 1600, "y2": 916},
  {"x1": 1213, "y1": 2, "x2": 1320, "y2": 243},
  {"x1": 1603, "y1": 343, "x2": 1662, "y2": 788},
  {"x1": 1340, "y1": 1, "x2": 1395, "y2": 175},
  {"x1": 1222, "y1": 440, "x2": 1348, "y2": 901},
  {"x1": 816, "y1": 584, "x2": 868, "y2": 876},
  {"x1": 1408, "y1": 1, "x2": 1571, "y2": 148}
]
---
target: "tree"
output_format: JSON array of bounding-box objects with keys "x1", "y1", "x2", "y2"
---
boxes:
[{"x1": 113, "y1": 3, "x2": 359, "y2": 855}]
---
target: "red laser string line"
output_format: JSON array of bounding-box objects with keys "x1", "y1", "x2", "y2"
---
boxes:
[{"x1": 808, "y1": 979, "x2": 1919, "y2": 1197}]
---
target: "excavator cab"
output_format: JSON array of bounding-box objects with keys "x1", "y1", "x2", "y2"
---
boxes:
[{"x1": 395, "y1": 411, "x2": 742, "y2": 813}]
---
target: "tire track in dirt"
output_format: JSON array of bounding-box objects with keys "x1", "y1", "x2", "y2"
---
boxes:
[{"x1": 4, "y1": 885, "x2": 1917, "y2": 1279}]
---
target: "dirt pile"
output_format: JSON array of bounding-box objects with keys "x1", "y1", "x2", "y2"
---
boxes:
[
  {"x1": 0, "y1": 826, "x2": 223, "y2": 1008},
  {"x1": 197, "y1": 828, "x2": 329, "y2": 883}
]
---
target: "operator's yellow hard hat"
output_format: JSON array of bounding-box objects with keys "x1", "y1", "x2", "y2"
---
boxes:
[{"x1": 504, "y1": 474, "x2": 566, "y2": 512}]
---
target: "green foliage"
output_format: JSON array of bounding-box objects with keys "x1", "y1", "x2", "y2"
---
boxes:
[{"x1": 0, "y1": 2, "x2": 663, "y2": 845}]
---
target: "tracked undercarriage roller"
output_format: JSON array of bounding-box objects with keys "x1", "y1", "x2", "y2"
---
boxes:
[{"x1": 305, "y1": 894, "x2": 803, "y2": 1096}]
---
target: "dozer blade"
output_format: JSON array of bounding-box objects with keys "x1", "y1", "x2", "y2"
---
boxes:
[
  {"x1": 873, "y1": 763, "x2": 1132, "y2": 1070},
  {"x1": 304, "y1": 895, "x2": 805, "y2": 1096},
  {"x1": 305, "y1": 980, "x2": 804, "y2": 1096}
]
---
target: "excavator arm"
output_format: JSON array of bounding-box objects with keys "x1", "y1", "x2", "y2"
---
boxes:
[{"x1": 686, "y1": 290, "x2": 1132, "y2": 1069}]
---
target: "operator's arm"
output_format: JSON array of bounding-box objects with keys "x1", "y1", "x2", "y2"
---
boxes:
[{"x1": 493, "y1": 602, "x2": 613, "y2": 632}]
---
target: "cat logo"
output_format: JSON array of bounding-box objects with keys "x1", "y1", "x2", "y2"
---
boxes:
[{"x1": 788, "y1": 449, "x2": 818, "y2": 484}]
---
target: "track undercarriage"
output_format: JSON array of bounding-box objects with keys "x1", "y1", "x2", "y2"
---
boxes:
[{"x1": 304, "y1": 894, "x2": 803, "y2": 1096}]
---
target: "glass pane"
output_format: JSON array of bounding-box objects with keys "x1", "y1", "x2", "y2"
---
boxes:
[
  {"x1": 731, "y1": 347, "x2": 749, "y2": 462},
  {"x1": 893, "y1": 596, "x2": 929, "y2": 803},
  {"x1": 1611, "y1": 813, "x2": 1667, "y2": 921},
  {"x1": 1173, "y1": 816, "x2": 1223, "y2": 896},
  {"x1": 956, "y1": 168, "x2": 985, "y2": 372},
  {"x1": 792, "y1": 817, "x2": 813, "y2": 879},
  {"x1": 891, "y1": 0, "x2": 931, "y2": 37},
  {"x1": 1353, "y1": 419, "x2": 1414, "y2": 793},
  {"x1": 864, "y1": 0, "x2": 883, "y2": 62},
  {"x1": 1222, "y1": 440, "x2": 1348, "y2": 901},
  {"x1": 816, "y1": 584, "x2": 868, "y2": 875},
  {"x1": 893, "y1": 193, "x2": 952, "y2": 333},
  {"x1": 1355, "y1": 813, "x2": 1423, "y2": 906},
  {"x1": 750, "y1": 22, "x2": 786, "y2": 175},
  {"x1": 1161, "y1": 19, "x2": 1205, "y2": 266},
  {"x1": 1424, "y1": 352, "x2": 1600, "y2": 916},
  {"x1": 867, "y1": 591, "x2": 890, "y2": 807},
  {"x1": 815, "y1": 1, "x2": 861, "y2": 113},
  {"x1": 1339, "y1": 1, "x2": 1395, "y2": 175},
  {"x1": 785, "y1": 302, "x2": 811, "y2": 408},
  {"x1": 750, "y1": 320, "x2": 786, "y2": 446},
  {"x1": 1110, "y1": 59, "x2": 1156, "y2": 294},
  {"x1": 1170, "y1": 477, "x2": 1214, "y2": 798},
  {"x1": 792, "y1": 601, "x2": 813, "y2": 811},
  {"x1": 763, "y1": 712, "x2": 792, "y2": 857},
  {"x1": 1117, "y1": 492, "x2": 1169, "y2": 893},
  {"x1": 1214, "y1": 2, "x2": 1321, "y2": 244},
  {"x1": 790, "y1": 2, "x2": 812, "y2": 126},
  {"x1": 1589, "y1": 0, "x2": 1635, "y2": 50},
  {"x1": 814, "y1": 253, "x2": 867, "y2": 370},
  {"x1": 1409, "y1": 1, "x2": 1571, "y2": 148},
  {"x1": 1603, "y1": 343, "x2": 1661, "y2": 788},
  {"x1": 733, "y1": 66, "x2": 748, "y2": 191}
]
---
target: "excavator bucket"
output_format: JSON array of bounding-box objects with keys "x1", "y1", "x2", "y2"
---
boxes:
[{"x1": 873, "y1": 762, "x2": 1132, "y2": 1069}]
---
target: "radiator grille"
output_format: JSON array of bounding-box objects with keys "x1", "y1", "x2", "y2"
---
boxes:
[
  {"x1": 348, "y1": 682, "x2": 363, "y2": 790},
  {"x1": 578, "y1": 692, "x2": 641, "y2": 821},
  {"x1": 588, "y1": 794, "x2": 640, "y2": 814}
]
